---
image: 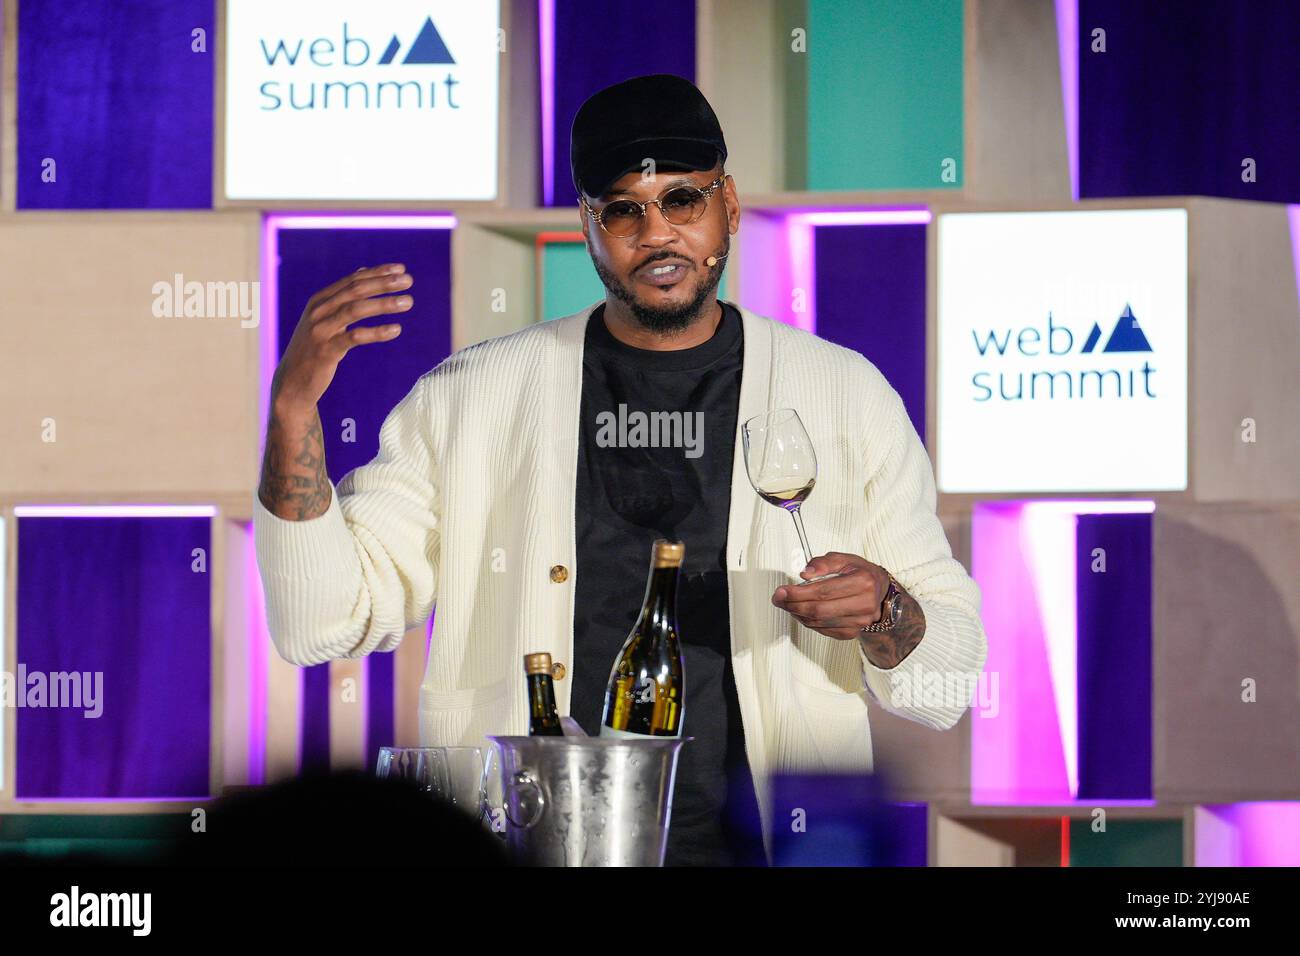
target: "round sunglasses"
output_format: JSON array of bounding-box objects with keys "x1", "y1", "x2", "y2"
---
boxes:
[{"x1": 584, "y1": 176, "x2": 726, "y2": 238}]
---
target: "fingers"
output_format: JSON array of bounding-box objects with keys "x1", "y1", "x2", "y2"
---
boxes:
[
  {"x1": 341, "y1": 322, "x2": 403, "y2": 349},
  {"x1": 783, "y1": 566, "x2": 861, "y2": 602},
  {"x1": 319, "y1": 292, "x2": 414, "y2": 338},
  {"x1": 785, "y1": 603, "x2": 877, "y2": 632},
  {"x1": 780, "y1": 594, "x2": 876, "y2": 627},
  {"x1": 309, "y1": 263, "x2": 406, "y2": 308},
  {"x1": 773, "y1": 566, "x2": 879, "y2": 626},
  {"x1": 802, "y1": 571, "x2": 846, "y2": 584},
  {"x1": 312, "y1": 272, "x2": 415, "y2": 333},
  {"x1": 799, "y1": 551, "x2": 858, "y2": 580}
]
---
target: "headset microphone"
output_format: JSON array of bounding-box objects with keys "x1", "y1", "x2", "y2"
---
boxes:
[{"x1": 705, "y1": 252, "x2": 729, "y2": 267}]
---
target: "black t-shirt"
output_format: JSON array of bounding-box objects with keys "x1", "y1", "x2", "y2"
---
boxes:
[{"x1": 571, "y1": 301, "x2": 766, "y2": 867}]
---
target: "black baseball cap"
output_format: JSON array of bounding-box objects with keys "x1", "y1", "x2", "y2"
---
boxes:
[{"x1": 570, "y1": 74, "x2": 728, "y2": 199}]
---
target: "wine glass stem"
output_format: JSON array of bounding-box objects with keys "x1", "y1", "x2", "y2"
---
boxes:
[{"x1": 790, "y1": 507, "x2": 814, "y2": 566}]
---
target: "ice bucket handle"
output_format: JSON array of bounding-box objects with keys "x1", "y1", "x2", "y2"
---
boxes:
[{"x1": 504, "y1": 769, "x2": 545, "y2": 829}]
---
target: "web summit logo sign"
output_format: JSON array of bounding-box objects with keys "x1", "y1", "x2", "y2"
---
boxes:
[
  {"x1": 970, "y1": 303, "x2": 1157, "y2": 402},
  {"x1": 258, "y1": 17, "x2": 461, "y2": 111}
]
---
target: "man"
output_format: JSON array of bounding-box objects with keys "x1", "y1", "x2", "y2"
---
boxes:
[{"x1": 255, "y1": 74, "x2": 988, "y2": 867}]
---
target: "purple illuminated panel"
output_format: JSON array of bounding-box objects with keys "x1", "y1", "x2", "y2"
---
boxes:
[
  {"x1": 1075, "y1": 512, "x2": 1152, "y2": 799},
  {"x1": 1078, "y1": 0, "x2": 1300, "y2": 203},
  {"x1": 737, "y1": 212, "x2": 806, "y2": 331},
  {"x1": 737, "y1": 208, "x2": 929, "y2": 335},
  {"x1": 17, "y1": 0, "x2": 215, "y2": 209},
  {"x1": 243, "y1": 525, "x2": 267, "y2": 784},
  {"x1": 301, "y1": 663, "x2": 331, "y2": 775},
  {"x1": 972, "y1": 500, "x2": 1155, "y2": 805},
  {"x1": 539, "y1": 0, "x2": 557, "y2": 206},
  {"x1": 544, "y1": 0, "x2": 696, "y2": 207},
  {"x1": 270, "y1": 220, "x2": 453, "y2": 486},
  {"x1": 367, "y1": 651, "x2": 395, "y2": 765},
  {"x1": 813, "y1": 222, "x2": 928, "y2": 442},
  {"x1": 1195, "y1": 803, "x2": 1300, "y2": 866},
  {"x1": 16, "y1": 513, "x2": 212, "y2": 799},
  {"x1": 266, "y1": 215, "x2": 453, "y2": 768}
]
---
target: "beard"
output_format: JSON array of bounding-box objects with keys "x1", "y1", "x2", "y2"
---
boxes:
[{"x1": 591, "y1": 240, "x2": 729, "y2": 334}]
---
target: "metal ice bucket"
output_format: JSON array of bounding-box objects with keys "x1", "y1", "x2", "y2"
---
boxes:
[{"x1": 487, "y1": 735, "x2": 689, "y2": 866}]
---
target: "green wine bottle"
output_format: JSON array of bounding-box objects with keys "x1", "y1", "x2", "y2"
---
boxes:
[
  {"x1": 599, "y1": 539, "x2": 685, "y2": 738},
  {"x1": 524, "y1": 652, "x2": 563, "y2": 736}
]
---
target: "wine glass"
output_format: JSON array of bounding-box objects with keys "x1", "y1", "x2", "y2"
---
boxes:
[
  {"x1": 440, "y1": 746, "x2": 496, "y2": 825},
  {"x1": 376, "y1": 746, "x2": 449, "y2": 794},
  {"x1": 375, "y1": 746, "x2": 496, "y2": 828},
  {"x1": 742, "y1": 408, "x2": 840, "y2": 582}
]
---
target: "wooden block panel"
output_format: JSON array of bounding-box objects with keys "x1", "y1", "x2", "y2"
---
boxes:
[
  {"x1": 1153, "y1": 502, "x2": 1300, "y2": 802},
  {"x1": 935, "y1": 814, "x2": 1062, "y2": 866},
  {"x1": 935, "y1": 814, "x2": 1016, "y2": 866},
  {"x1": 393, "y1": 623, "x2": 430, "y2": 749},
  {"x1": 0, "y1": 211, "x2": 262, "y2": 508},
  {"x1": 264, "y1": 640, "x2": 302, "y2": 785},
  {"x1": 329, "y1": 659, "x2": 367, "y2": 771},
  {"x1": 698, "y1": 0, "x2": 788, "y2": 196},
  {"x1": 966, "y1": 0, "x2": 1072, "y2": 202},
  {"x1": 1, "y1": 3, "x2": 16, "y2": 213},
  {"x1": 1187, "y1": 198, "x2": 1300, "y2": 502}
]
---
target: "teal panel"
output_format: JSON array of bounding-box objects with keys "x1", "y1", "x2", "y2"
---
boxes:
[
  {"x1": 542, "y1": 243, "x2": 604, "y2": 321},
  {"x1": 0, "y1": 813, "x2": 189, "y2": 840},
  {"x1": 0, "y1": 814, "x2": 189, "y2": 862},
  {"x1": 807, "y1": 0, "x2": 964, "y2": 191},
  {"x1": 0, "y1": 839, "x2": 174, "y2": 862},
  {"x1": 1069, "y1": 819, "x2": 1183, "y2": 867}
]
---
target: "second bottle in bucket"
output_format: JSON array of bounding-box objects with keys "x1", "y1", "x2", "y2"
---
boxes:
[{"x1": 600, "y1": 538, "x2": 686, "y2": 738}]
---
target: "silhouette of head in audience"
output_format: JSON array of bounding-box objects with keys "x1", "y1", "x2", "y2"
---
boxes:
[{"x1": 169, "y1": 771, "x2": 511, "y2": 867}]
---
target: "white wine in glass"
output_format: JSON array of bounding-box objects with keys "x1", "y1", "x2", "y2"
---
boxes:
[
  {"x1": 755, "y1": 477, "x2": 816, "y2": 511},
  {"x1": 743, "y1": 409, "x2": 836, "y2": 580}
]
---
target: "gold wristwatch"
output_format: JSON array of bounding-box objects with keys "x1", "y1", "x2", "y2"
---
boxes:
[{"x1": 860, "y1": 576, "x2": 902, "y2": 634}]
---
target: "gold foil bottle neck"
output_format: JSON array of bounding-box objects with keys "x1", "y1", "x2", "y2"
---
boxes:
[
  {"x1": 652, "y1": 539, "x2": 685, "y2": 568},
  {"x1": 523, "y1": 652, "x2": 554, "y2": 675}
]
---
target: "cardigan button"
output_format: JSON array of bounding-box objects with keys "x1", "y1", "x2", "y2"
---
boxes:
[
  {"x1": 549, "y1": 564, "x2": 569, "y2": 583},
  {"x1": 551, "y1": 661, "x2": 567, "y2": 680}
]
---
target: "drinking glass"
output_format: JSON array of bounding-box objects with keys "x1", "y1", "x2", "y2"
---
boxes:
[
  {"x1": 742, "y1": 408, "x2": 839, "y2": 581},
  {"x1": 375, "y1": 746, "x2": 495, "y2": 826},
  {"x1": 441, "y1": 746, "x2": 496, "y2": 825}
]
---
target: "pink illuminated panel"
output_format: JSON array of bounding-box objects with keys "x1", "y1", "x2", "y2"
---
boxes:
[{"x1": 971, "y1": 499, "x2": 1154, "y2": 805}]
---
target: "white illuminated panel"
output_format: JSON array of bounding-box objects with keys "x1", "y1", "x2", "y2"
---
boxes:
[
  {"x1": 937, "y1": 208, "x2": 1188, "y2": 493},
  {"x1": 224, "y1": 0, "x2": 500, "y2": 200}
]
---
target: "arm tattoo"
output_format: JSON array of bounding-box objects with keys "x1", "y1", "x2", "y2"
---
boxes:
[
  {"x1": 858, "y1": 583, "x2": 927, "y2": 670},
  {"x1": 258, "y1": 406, "x2": 333, "y2": 520}
]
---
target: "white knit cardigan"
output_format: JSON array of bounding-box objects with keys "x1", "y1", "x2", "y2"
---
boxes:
[{"x1": 253, "y1": 300, "x2": 989, "y2": 853}]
